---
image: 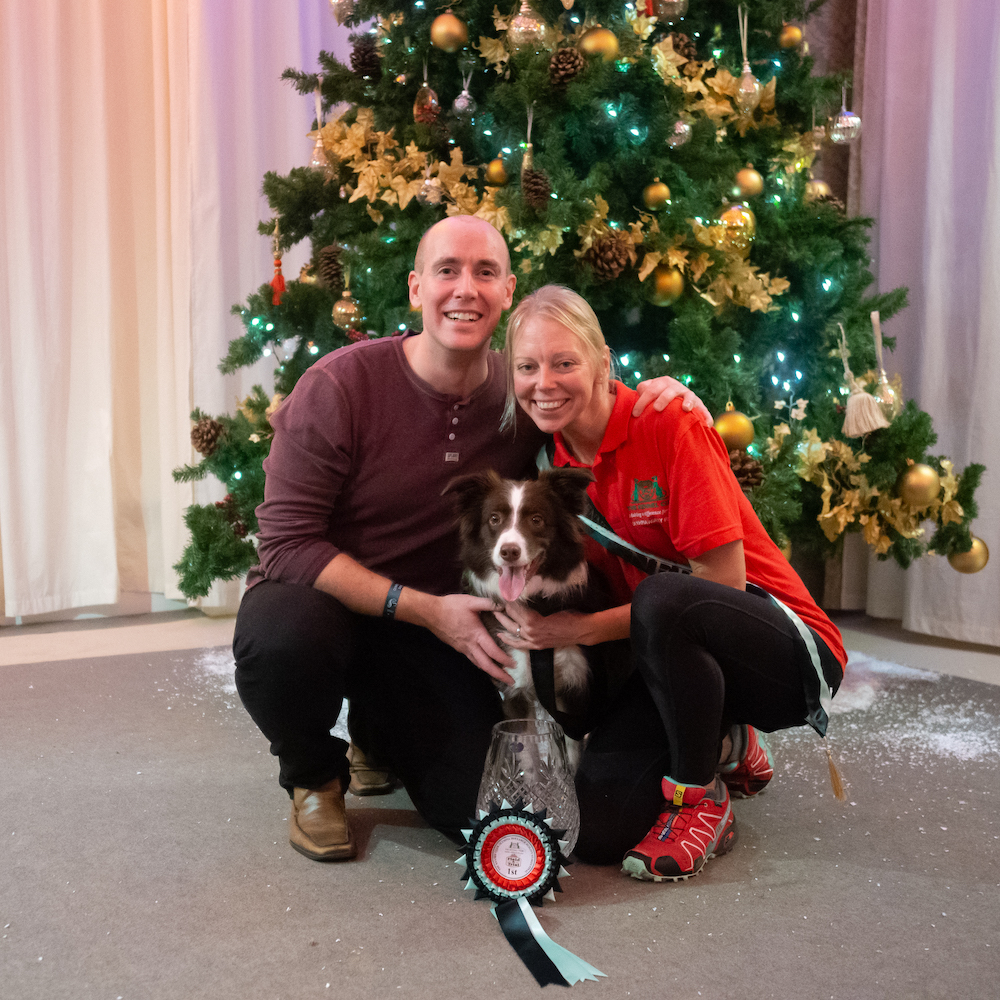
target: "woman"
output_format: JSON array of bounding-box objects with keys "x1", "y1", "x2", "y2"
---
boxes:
[{"x1": 496, "y1": 285, "x2": 846, "y2": 882}]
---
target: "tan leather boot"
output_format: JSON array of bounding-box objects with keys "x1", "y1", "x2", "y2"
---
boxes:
[
  {"x1": 348, "y1": 742, "x2": 395, "y2": 796},
  {"x1": 289, "y1": 777, "x2": 356, "y2": 861}
]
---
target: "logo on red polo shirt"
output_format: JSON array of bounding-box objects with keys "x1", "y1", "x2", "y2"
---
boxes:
[{"x1": 631, "y1": 477, "x2": 664, "y2": 511}]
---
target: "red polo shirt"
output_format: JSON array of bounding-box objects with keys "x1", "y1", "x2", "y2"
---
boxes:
[{"x1": 552, "y1": 383, "x2": 846, "y2": 667}]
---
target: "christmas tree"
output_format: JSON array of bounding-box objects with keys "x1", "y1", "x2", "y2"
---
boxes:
[{"x1": 172, "y1": 0, "x2": 986, "y2": 599}]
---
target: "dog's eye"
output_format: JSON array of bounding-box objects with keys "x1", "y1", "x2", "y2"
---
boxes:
[
  {"x1": 531, "y1": 515, "x2": 544, "y2": 526},
  {"x1": 489, "y1": 512, "x2": 502, "y2": 526}
]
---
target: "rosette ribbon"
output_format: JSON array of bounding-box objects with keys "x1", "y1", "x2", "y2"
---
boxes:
[{"x1": 457, "y1": 799, "x2": 606, "y2": 988}]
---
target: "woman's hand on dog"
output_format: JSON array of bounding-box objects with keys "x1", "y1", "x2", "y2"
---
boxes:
[
  {"x1": 421, "y1": 594, "x2": 516, "y2": 684},
  {"x1": 494, "y1": 605, "x2": 588, "y2": 650}
]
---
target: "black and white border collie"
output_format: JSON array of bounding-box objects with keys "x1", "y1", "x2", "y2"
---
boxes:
[{"x1": 445, "y1": 467, "x2": 596, "y2": 736}]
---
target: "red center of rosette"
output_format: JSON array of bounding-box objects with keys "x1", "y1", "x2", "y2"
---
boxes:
[{"x1": 479, "y1": 823, "x2": 547, "y2": 894}]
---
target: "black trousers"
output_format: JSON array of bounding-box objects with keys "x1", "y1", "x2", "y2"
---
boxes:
[{"x1": 233, "y1": 581, "x2": 504, "y2": 843}]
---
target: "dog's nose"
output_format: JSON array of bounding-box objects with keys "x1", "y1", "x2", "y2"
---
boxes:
[{"x1": 500, "y1": 543, "x2": 521, "y2": 563}]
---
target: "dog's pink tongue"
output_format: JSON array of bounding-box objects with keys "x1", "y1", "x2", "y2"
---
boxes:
[{"x1": 498, "y1": 565, "x2": 527, "y2": 602}]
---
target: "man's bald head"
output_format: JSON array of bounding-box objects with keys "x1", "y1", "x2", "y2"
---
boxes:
[{"x1": 413, "y1": 215, "x2": 512, "y2": 276}]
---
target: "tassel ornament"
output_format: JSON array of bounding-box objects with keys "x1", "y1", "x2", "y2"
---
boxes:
[
  {"x1": 839, "y1": 324, "x2": 888, "y2": 437},
  {"x1": 823, "y1": 740, "x2": 847, "y2": 801},
  {"x1": 270, "y1": 220, "x2": 286, "y2": 306}
]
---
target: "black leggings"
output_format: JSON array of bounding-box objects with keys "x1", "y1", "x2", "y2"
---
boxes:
[{"x1": 573, "y1": 572, "x2": 842, "y2": 864}]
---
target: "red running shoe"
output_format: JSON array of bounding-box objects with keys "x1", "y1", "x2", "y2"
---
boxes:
[
  {"x1": 622, "y1": 777, "x2": 737, "y2": 882},
  {"x1": 719, "y1": 725, "x2": 774, "y2": 798}
]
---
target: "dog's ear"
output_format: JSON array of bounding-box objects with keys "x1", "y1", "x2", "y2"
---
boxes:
[
  {"x1": 538, "y1": 467, "x2": 595, "y2": 516},
  {"x1": 442, "y1": 470, "x2": 501, "y2": 519}
]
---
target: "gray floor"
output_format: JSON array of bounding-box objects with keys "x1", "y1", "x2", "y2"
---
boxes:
[{"x1": 2, "y1": 631, "x2": 998, "y2": 1000}]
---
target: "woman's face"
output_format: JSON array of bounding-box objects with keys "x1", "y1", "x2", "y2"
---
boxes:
[{"x1": 512, "y1": 317, "x2": 606, "y2": 436}]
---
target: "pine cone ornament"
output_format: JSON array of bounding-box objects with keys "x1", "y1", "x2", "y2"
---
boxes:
[
  {"x1": 730, "y1": 450, "x2": 764, "y2": 495},
  {"x1": 584, "y1": 231, "x2": 634, "y2": 282},
  {"x1": 549, "y1": 46, "x2": 585, "y2": 87},
  {"x1": 350, "y1": 36, "x2": 382, "y2": 82},
  {"x1": 191, "y1": 417, "x2": 224, "y2": 457},
  {"x1": 317, "y1": 244, "x2": 344, "y2": 290},
  {"x1": 521, "y1": 168, "x2": 552, "y2": 210},
  {"x1": 670, "y1": 32, "x2": 698, "y2": 62}
]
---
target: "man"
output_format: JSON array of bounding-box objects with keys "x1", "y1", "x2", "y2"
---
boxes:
[{"x1": 233, "y1": 215, "x2": 707, "y2": 861}]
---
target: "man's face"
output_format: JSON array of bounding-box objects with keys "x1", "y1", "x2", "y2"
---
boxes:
[{"x1": 408, "y1": 218, "x2": 516, "y2": 354}]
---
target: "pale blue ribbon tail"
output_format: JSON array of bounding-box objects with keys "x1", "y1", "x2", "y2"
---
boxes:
[{"x1": 516, "y1": 897, "x2": 607, "y2": 985}]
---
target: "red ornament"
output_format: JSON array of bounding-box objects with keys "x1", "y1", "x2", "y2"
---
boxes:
[{"x1": 271, "y1": 255, "x2": 286, "y2": 305}]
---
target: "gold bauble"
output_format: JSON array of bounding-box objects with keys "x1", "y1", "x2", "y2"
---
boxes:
[
  {"x1": 649, "y1": 264, "x2": 684, "y2": 307},
  {"x1": 735, "y1": 165, "x2": 764, "y2": 198},
  {"x1": 579, "y1": 27, "x2": 619, "y2": 62},
  {"x1": 642, "y1": 178, "x2": 671, "y2": 210},
  {"x1": 485, "y1": 157, "x2": 508, "y2": 186},
  {"x1": 805, "y1": 179, "x2": 832, "y2": 202},
  {"x1": 714, "y1": 402, "x2": 755, "y2": 451},
  {"x1": 948, "y1": 537, "x2": 990, "y2": 574},
  {"x1": 430, "y1": 10, "x2": 468, "y2": 53},
  {"x1": 897, "y1": 463, "x2": 941, "y2": 507},
  {"x1": 779, "y1": 23, "x2": 803, "y2": 48},
  {"x1": 717, "y1": 202, "x2": 756, "y2": 257},
  {"x1": 332, "y1": 289, "x2": 361, "y2": 327},
  {"x1": 508, "y1": 0, "x2": 546, "y2": 50}
]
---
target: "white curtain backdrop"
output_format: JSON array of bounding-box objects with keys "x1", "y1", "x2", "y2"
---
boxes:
[
  {"x1": 0, "y1": 0, "x2": 347, "y2": 621},
  {"x1": 859, "y1": 0, "x2": 1000, "y2": 646}
]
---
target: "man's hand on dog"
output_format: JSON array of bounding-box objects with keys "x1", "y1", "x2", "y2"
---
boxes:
[
  {"x1": 424, "y1": 594, "x2": 515, "y2": 684},
  {"x1": 494, "y1": 604, "x2": 587, "y2": 650}
]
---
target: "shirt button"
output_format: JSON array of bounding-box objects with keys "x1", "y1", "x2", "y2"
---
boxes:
[
  {"x1": 453, "y1": 404, "x2": 460, "y2": 411},
  {"x1": 452, "y1": 417, "x2": 459, "y2": 425},
  {"x1": 448, "y1": 433, "x2": 456, "y2": 440}
]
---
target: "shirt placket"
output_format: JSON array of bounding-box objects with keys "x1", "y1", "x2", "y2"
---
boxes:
[{"x1": 443, "y1": 400, "x2": 466, "y2": 464}]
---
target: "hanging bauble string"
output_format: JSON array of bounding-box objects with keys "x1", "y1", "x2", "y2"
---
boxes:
[
  {"x1": 642, "y1": 178, "x2": 671, "y2": 210},
  {"x1": 579, "y1": 26, "x2": 619, "y2": 61},
  {"x1": 507, "y1": 0, "x2": 546, "y2": 51},
  {"x1": 948, "y1": 537, "x2": 990, "y2": 574},
  {"x1": 451, "y1": 69, "x2": 477, "y2": 122},
  {"x1": 870, "y1": 311, "x2": 903, "y2": 421},
  {"x1": 309, "y1": 81, "x2": 334, "y2": 179},
  {"x1": 897, "y1": 462, "x2": 941, "y2": 507},
  {"x1": 717, "y1": 202, "x2": 756, "y2": 257},
  {"x1": 649, "y1": 263, "x2": 684, "y2": 306},
  {"x1": 653, "y1": 0, "x2": 689, "y2": 24},
  {"x1": 838, "y1": 324, "x2": 889, "y2": 437},
  {"x1": 549, "y1": 45, "x2": 585, "y2": 86},
  {"x1": 735, "y1": 164, "x2": 764, "y2": 198},
  {"x1": 829, "y1": 85, "x2": 862, "y2": 143},
  {"x1": 560, "y1": 0, "x2": 575, "y2": 8},
  {"x1": 413, "y1": 63, "x2": 440, "y2": 124},
  {"x1": 431, "y1": 10, "x2": 468, "y2": 53},
  {"x1": 521, "y1": 105, "x2": 552, "y2": 210},
  {"x1": 485, "y1": 157, "x2": 508, "y2": 185},
  {"x1": 328, "y1": 0, "x2": 355, "y2": 25},
  {"x1": 714, "y1": 401, "x2": 755, "y2": 452},
  {"x1": 779, "y1": 23, "x2": 803, "y2": 48},
  {"x1": 735, "y1": 6, "x2": 762, "y2": 114},
  {"x1": 667, "y1": 118, "x2": 692, "y2": 147}
]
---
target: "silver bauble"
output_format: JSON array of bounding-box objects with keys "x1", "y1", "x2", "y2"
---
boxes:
[{"x1": 667, "y1": 119, "x2": 692, "y2": 148}]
